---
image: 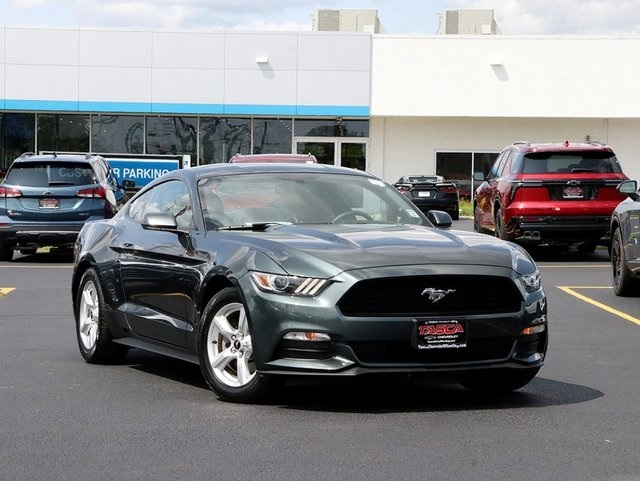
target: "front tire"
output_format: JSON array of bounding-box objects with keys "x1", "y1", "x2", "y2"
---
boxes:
[
  {"x1": 199, "y1": 288, "x2": 279, "y2": 403},
  {"x1": 611, "y1": 226, "x2": 638, "y2": 296},
  {"x1": 75, "y1": 268, "x2": 128, "y2": 363}
]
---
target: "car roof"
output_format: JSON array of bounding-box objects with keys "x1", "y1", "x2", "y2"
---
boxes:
[
  {"x1": 507, "y1": 140, "x2": 614, "y2": 154},
  {"x1": 146, "y1": 163, "x2": 376, "y2": 188},
  {"x1": 10, "y1": 153, "x2": 101, "y2": 164},
  {"x1": 229, "y1": 153, "x2": 317, "y2": 163}
]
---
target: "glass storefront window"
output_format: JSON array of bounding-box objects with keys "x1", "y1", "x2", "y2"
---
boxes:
[
  {"x1": 37, "y1": 114, "x2": 90, "y2": 153},
  {"x1": 199, "y1": 117, "x2": 251, "y2": 164},
  {"x1": 91, "y1": 115, "x2": 144, "y2": 154},
  {"x1": 146, "y1": 116, "x2": 197, "y2": 162},
  {"x1": 295, "y1": 119, "x2": 369, "y2": 137},
  {"x1": 436, "y1": 151, "x2": 499, "y2": 200},
  {"x1": 0, "y1": 113, "x2": 35, "y2": 170},
  {"x1": 341, "y1": 142, "x2": 366, "y2": 170},
  {"x1": 253, "y1": 118, "x2": 292, "y2": 154}
]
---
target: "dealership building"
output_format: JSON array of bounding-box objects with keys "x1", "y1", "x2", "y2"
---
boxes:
[{"x1": 1, "y1": 8, "x2": 640, "y2": 189}]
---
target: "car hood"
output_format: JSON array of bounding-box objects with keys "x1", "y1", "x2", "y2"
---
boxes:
[{"x1": 220, "y1": 224, "x2": 535, "y2": 277}]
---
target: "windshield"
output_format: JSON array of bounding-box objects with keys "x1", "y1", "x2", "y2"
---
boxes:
[{"x1": 198, "y1": 172, "x2": 426, "y2": 228}]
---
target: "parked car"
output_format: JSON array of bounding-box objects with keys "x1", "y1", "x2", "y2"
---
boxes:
[
  {"x1": 610, "y1": 179, "x2": 640, "y2": 296},
  {"x1": 473, "y1": 140, "x2": 628, "y2": 252},
  {"x1": 394, "y1": 175, "x2": 460, "y2": 220},
  {"x1": 0, "y1": 152, "x2": 130, "y2": 261},
  {"x1": 229, "y1": 153, "x2": 317, "y2": 163},
  {"x1": 72, "y1": 163, "x2": 547, "y2": 403}
]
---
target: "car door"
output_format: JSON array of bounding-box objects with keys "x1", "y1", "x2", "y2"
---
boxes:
[
  {"x1": 115, "y1": 179, "x2": 201, "y2": 348},
  {"x1": 475, "y1": 151, "x2": 509, "y2": 230}
]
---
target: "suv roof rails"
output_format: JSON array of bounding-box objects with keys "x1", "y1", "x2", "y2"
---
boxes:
[
  {"x1": 587, "y1": 140, "x2": 607, "y2": 147},
  {"x1": 19, "y1": 152, "x2": 35, "y2": 158},
  {"x1": 512, "y1": 141, "x2": 530, "y2": 146}
]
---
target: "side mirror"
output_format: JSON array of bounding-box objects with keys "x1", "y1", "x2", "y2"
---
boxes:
[
  {"x1": 617, "y1": 180, "x2": 639, "y2": 201},
  {"x1": 142, "y1": 212, "x2": 178, "y2": 231},
  {"x1": 427, "y1": 210, "x2": 453, "y2": 229},
  {"x1": 473, "y1": 172, "x2": 485, "y2": 182},
  {"x1": 122, "y1": 179, "x2": 136, "y2": 190}
]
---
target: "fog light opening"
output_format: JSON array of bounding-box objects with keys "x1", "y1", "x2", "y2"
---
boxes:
[
  {"x1": 521, "y1": 324, "x2": 546, "y2": 335},
  {"x1": 283, "y1": 331, "x2": 331, "y2": 342}
]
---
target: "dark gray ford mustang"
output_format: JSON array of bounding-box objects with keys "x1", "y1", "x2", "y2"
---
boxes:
[{"x1": 72, "y1": 163, "x2": 547, "y2": 403}]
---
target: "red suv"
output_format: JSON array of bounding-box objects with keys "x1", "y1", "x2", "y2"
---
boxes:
[{"x1": 473, "y1": 140, "x2": 628, "y2": 252}]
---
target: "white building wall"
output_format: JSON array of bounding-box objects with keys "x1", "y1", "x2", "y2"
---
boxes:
[
  {"x1": 1, "y1": 26, "x2": 370, "y2": 115},
  {"x1": 370, "y1": 35, "x2": 640, "y2": 182},
  {"x1": 369, "y1": 117, "x2": 640, "y2": 183},
  {"x1": 372, "y1": 35, "x2": 640, "y2": 118}
]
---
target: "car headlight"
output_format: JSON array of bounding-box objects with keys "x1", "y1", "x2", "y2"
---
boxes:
[
  {"x1": 518, "y1": 270, "x2": 541, "y2": 293},
  {"x1": 250, "y1": 272, "x2": 331, "y2": 297}
]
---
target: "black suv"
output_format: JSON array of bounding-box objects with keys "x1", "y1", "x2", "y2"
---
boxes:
[{"x1": 0, "y1": 153, "x2": 129, "y2": 261}]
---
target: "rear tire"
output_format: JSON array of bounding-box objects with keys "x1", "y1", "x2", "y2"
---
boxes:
[
  {"x1": 611, "y1": 226, "x2": 638, "y2": 296},
  {"x1": 460, "y1": 367, "x2": 540, "y2": 393},
  {"x1": 199, "y1": 288, "x2": 280, "y2": 403},
  {"x1": 75, "y1": 268, "x2": 128, "y2": 363},
  {"x1": 494, "y1": 208, "x2": 508, "y2": 240}
]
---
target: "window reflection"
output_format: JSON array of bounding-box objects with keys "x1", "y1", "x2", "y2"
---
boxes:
[
  {"x1": 146, "y1": 116, "x2": 197, "y2": 161},
  {"x1": 295, "y1": 119, "x2": 369, "y2": 137},
  {"x1": 253, "y1": 118, "x2": 292, "y2": 154},
  {"x1": 0, "y1": 113, "x2": 35, "y2": 170},
  {"x1": 37, "y1": 114, "x2": 90, "y2": 153},
  {"x1": 91, "y1": 115, "x2": 143, "y2": 154},
  {"x1": 200, "y1": 117, "x2": 251, "y2": 164}
]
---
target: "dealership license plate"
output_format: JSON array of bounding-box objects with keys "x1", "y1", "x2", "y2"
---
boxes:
[
  {"x1": 417, "y1": 191, "x2": 432, "y2": 198},
  {"x1": 412, "y1": 319, "x2": 467, "y2": 350},
  {"x1": 562, "y1": 186, "x2": 584, "y2": 199},
  {"x1": 39, "y1": 198, "x2": 60, "y2": 209}
]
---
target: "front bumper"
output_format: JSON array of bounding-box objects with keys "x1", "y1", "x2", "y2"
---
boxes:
[{"x1": 240, "y1": 266, "x2": 548, "y2": 376}]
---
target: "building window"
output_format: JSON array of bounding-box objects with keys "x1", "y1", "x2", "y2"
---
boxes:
[
  {"x1": 0, "y1": 113, "x2": 35, "y2": 170},
  {"x1": 294, "y1": 119, "x2": 369, "y2": 137},
  {"x1": 199, "y1": 117, "x2": 251, "y2": 164},
  {"x1": 436, "y1": 151, "x2": 499, "y2": 199},
  {"x1": 91, "y1": 115, "x2": 144, "y2": 154},
  {"x1": 37, "y1": 114, "x2": 90, "y2": 153},
  {"x1": 146, "y1": 116, "x2": 197, "y2": 161},
  {"x1": 253, "y1": 118, "x2": 292, "y2": 154}
]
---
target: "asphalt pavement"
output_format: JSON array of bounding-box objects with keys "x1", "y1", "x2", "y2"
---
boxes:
[{"x1": 1, "y1": 219, "x2": 639, "y2": 481}]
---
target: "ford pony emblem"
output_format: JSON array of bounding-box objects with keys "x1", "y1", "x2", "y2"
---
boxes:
[{"x1": 421, "y1": 288, "x2": 456, "y2": 303}]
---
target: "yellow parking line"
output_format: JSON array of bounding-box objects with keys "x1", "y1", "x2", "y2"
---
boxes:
[
  {"x1": 0, "y1": 288, "x2": 16, "y2": 297},
  {"x1": 558, "y1": 286, "x2": 640, "y2": 326}
]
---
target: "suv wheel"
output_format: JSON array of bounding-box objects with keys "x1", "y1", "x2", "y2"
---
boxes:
[
  {"x1": 494, "y1": 208, "x2": 508, "y2": 240},
  {"x1": 611, "y1": 226, "x2": 638, "y2": 296}
]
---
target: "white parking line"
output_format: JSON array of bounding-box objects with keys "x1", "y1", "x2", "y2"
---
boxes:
[{"x1": 558, "y1": 286, "x2": 640, "y2": 326}]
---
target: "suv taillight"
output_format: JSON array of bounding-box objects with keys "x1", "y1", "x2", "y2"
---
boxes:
[
  {"x1": 77, "y1": 186, "x2": 106, "y2": 199},
  {"x1": 0, "y1": 186, "x2": 22, "y2": 198}
]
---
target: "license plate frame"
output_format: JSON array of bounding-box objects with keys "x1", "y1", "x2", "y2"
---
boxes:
[
  {"x1": 39, "y1": 198, "x2": 60, "y2": 209},
  {"x1": 417, "y1": 191, "x2": 432, "y2": 198},
  {"x1": 411, "y1": 319, "x2": 467, "y2": 350},
  {"x1": 562, "y1": 186, "x2": 584, "y2": 199}
]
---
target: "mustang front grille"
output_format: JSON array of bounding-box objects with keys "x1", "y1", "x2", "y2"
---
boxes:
[{"x1": 337, "y1": 275, "x2": 522, "y2": 317}]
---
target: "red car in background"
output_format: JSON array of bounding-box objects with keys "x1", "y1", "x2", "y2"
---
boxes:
[{"x1": 473, "y1": 140, "x2": 628, "y2": 253}]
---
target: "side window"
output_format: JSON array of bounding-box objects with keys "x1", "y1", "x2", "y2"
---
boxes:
[
  {"x1": 488, "y1": 152, "x2": 506, "y2": 180},
  {"x1": 128, "y1": 180, "x2": 194, "y2": 230}
]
